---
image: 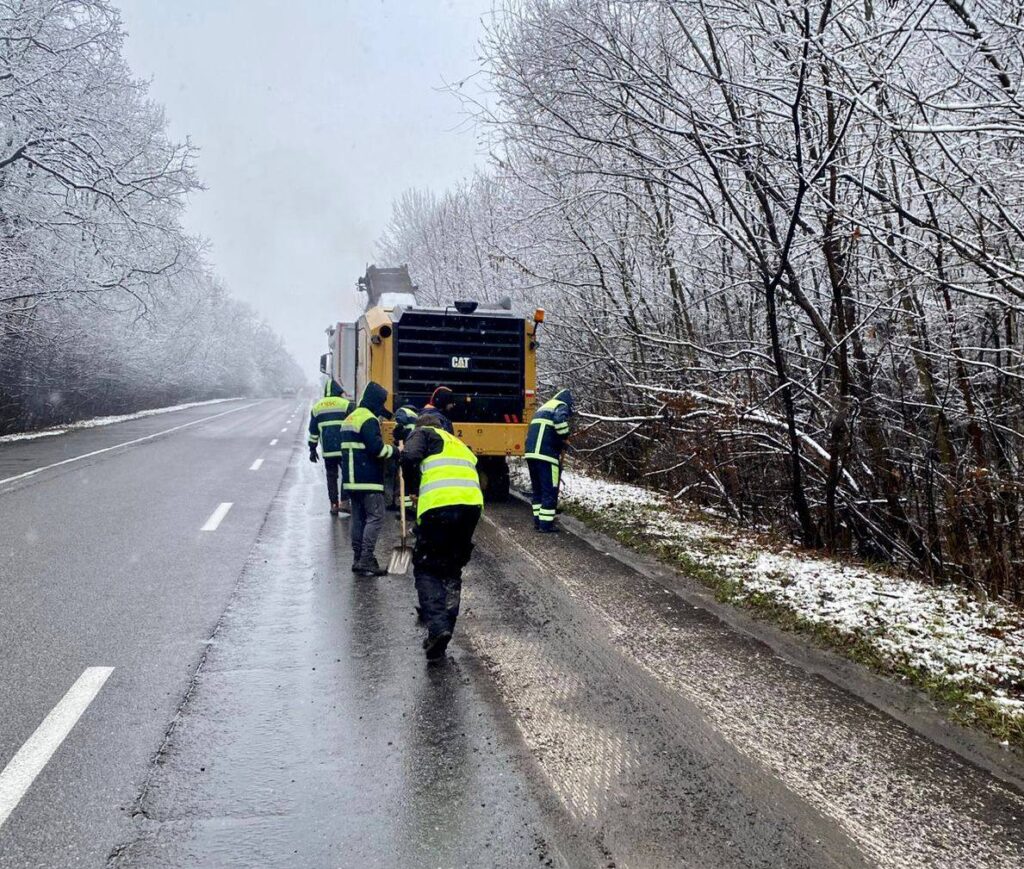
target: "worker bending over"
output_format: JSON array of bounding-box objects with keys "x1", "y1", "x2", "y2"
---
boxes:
[
  {"x1": 308, "y1": 379, "x2": 353, "y2": 516},
  {"x1": 401, "y1": 415, "x2": 483, "y2": 661},
  {"x1": 524, "y1": 388, "x2": 574, "y2": 532},
  {"x1": 341, "y1": 382, "x2": 394, "y2": 576}
]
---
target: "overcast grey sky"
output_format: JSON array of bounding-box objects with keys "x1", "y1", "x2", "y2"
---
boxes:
[{"x1": 117, "y1": 0, "x2": 490, "y2": 375}]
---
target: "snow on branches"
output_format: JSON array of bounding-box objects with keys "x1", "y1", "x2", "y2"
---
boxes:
[
  {"x1": 0, "y1": 1, "x2": 302, "y2": 431},
  {"x1": 378, "y1": 0, "x2": 1024, "y2": 600}
]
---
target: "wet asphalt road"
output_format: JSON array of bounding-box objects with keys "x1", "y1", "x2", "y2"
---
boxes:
[
  {"x1": 0, "y1": 399, "x2": 303, "y2": 867},
  {"x1": 108, "y1": 447, "x2": 582, "y2": 868},
  {"x1": 2, "y1": 400, "x2": 1024, "y2": 867}
]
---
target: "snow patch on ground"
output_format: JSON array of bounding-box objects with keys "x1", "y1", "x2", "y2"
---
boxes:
[
  {"x1": 0, "y1": 429, "x2": 69, "y2": 442},
  {"x1": 512, "y1": 462, "x2": 1024, "y2": 717},
  {"x1": 0, "y1": 398, "x2": 241, "y2": 444}
]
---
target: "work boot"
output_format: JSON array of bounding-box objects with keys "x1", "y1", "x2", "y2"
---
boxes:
[
  {"x1": 538, "y1": 524, "x2": 561, "y2": 534},
  {"x1": 354, "y1": 556, "x2": 386, "y2": 577},
  {"x1": 350, "y1": 549, "x2": 362, "y2": 572},
  {"x1": 330, "y1": 502, "x2": 340, "y2": 516},
  {"x1": 423, "y1": 630, "x2": 453, "y2": 661}
]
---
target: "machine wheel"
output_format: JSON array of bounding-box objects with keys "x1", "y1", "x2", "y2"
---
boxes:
[{"x1": 478, "y1": 457, "x2": 510, "y2": 502}]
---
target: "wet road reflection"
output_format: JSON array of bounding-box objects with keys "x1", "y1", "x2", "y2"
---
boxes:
[
  {"x1": 107, "y1": 458, "x2": 589, "y2": 867},
  {"x1": 400, "y1": 662, "x2": 473, "y2": 862}
]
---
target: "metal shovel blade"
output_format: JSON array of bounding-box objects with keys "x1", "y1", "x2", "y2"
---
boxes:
[{"x1": 388, "y1": 536, "x2": 414, "y2": 575}]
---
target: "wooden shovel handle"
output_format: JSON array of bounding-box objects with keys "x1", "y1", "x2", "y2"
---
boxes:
[{"x1": 397, "y1": 447, "x2": 407, "y2": 540}]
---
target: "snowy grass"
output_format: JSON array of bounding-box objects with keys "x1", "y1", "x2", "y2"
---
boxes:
[
  {"x1": 511, "y1": 462, "x2": 1024, "y2": 742},
  {"x1": 0, "y1": 398, "x2": 243, "y2": 444}
]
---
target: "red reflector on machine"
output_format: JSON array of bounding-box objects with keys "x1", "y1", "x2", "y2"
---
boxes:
[{"x1": 524, "y1": 389, "x2": 535, "y2": 397}]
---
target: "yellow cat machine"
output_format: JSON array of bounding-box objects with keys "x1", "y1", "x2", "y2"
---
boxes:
[{"x1": 321, "y1": 265, "x2": 543, "y2": 499}]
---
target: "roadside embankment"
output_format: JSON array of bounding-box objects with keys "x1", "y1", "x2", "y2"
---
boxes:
[{"x1": 511, "y1": 462, "x2": 1024, "y2": 750}]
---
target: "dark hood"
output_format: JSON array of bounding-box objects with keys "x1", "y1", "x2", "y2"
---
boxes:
[
  {"x1": 554, "y1": 388, "x2": 574, "y2": 414},
  {"x1": 325, "y1": 378, "x2": 345, "y2": 398},
  {"x1": 358, "y1": 381, "x2": 389, "y2": 416}
]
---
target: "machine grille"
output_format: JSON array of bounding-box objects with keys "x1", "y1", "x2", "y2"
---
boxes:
[{"x1": 394, "y1": 311, "x2": 525, "y2": 422}]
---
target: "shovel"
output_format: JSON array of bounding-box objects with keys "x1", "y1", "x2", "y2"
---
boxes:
[{"x1": 388, "y1": 460, "x2": 414, "y2": 575}]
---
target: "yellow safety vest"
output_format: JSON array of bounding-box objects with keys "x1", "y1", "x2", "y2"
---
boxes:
[
  {"x1": 309, "y1": 395, "x2": 352, "y2": 457},
  {"x1": 341, "y1": 406, "x2": 392, "y2": 491},
  {"x1": 417, "y1": 428, "x2": 484, "y2": 521}
]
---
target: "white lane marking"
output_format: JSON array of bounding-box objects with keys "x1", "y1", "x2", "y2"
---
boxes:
[
  {"x1": 0, "y1": 403, "x2": 253, "y2": 489},
  {"x1": 280, "y1": 427, "x2": 288, "y2": 432},
  {"x1": 0, "y1": 667, "x2": 114, "y2": 829},
  {"x1": 249, "y1": 458, "x2": 264, "y2": 471},
  {"x1": 201, "y1": 502, "x2": 233, "y2": 531},
  {"x1": 269, "y1": 439, "x2": 278, "y2": 446}
]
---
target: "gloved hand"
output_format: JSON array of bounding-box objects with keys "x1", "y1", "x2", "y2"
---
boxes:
[{"x1": 308, "y1": 446, "x2": 318, "y2": 463}]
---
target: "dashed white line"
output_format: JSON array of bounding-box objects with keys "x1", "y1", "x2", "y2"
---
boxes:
[
  {"x1": 0, "y1": 403, "x2": 253, "y2": 489},
  {"x1": 249, "y1": 458, "x2": 264, "y2": 471},
  {"x1": 280, "y1": 427, "x2": 288, "y2": 433},
  {"x1": 201, "y1": 502, "x2": 233, "y2": 531},
  {"x1": 269, "y1": 438, "x2": 278, "y2": 446},
  {"x1": 0, "y1": 667, "x2": 114, "y2": 829}
]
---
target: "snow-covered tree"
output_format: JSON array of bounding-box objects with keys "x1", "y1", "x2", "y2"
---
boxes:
[
  {"x1": 0, "y1": 0, "x2": 303, "y2": 431},
  {"x1": 378, "y1": 0, "x2": 1024, "y2": 599}
]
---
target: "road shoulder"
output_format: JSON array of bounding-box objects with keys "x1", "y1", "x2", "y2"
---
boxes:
[
  {"x1": 546, "y1": 494, "x2": 1024, "y2": 794},
  {"x1": 467, "y1": 500, "x2": 1024, "y2": 868}
]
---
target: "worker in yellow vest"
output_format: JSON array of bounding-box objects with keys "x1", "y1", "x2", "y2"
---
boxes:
[
  {"x1": 308, "y1": 378, "x2": 353, "y2": 515},
  {"x1": 341, "y1": 382, "x2": 394, "y2": 576},
  {"x1": 400, "y1": 415, "x2": 484, "y2": 661}
]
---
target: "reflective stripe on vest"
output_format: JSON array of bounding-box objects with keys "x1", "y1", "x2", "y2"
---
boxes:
[
  {"x1": 417, "y1": 428, "x2": 483, "y2": 521},
  {"x1": 419, "y1": 478, "x2": 480, "y2": 495},
  {"x1": 421, "y1": 457, "x2": 476, "y2": 472}
]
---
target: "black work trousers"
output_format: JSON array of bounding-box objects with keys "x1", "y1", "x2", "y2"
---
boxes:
[
  {"x1": 323, "y1": 456, "x2": 343, "y2": 505},
  {"x1": 413, "y1": 504, "x2": 481, "y2": 638},
  {"x1": 527, "y1": 458, "x2": 561, "y2": 529}
]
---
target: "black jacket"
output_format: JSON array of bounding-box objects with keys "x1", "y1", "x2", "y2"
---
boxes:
[
  {"x1": 419, "y1": 404, "x2": 454, "y2": 434},
  {"x1": 393, "y1": 404, "x2": 419, "y2": 444},
  {"x1": 400, "y1": 425, "x2": 445, "y2": 495},
  {"x1": 308, "y1": 379, "x2": 352, "y2": 457}
]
